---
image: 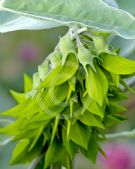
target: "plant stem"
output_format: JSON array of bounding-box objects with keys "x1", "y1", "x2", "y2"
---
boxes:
[
  {"x1": 126, "y1": 77, "x2": 135, "y2": 88},
  {"x1": 106, "y1": 129, "x2": 135, "y2": 140}
]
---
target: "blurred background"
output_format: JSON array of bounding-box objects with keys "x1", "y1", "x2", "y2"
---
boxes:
[{"x1": 0, "y1": 0, "x2": 135, "y2": 169}]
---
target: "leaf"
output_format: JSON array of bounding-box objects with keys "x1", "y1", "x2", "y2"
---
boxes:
[
  {"x1": 20, "y1": 119, "x2": 50, "y2": 130},
  {"x1": 62, "y1": 127, "x2": 77, "y2": 159},
  {"x1": 0, "y1": 118, "x2": 33, "y2": 136},
  {"x1": 82, "y1": 95, "x2": 104, "y2": 118},
  {"x1": 10, "y1": 90, "x2": 25, "y2": 103},
  {"x1": 10, "y1": 139, "x2": 30, "y2": 164},
  {"x1": 29, "y1": 125, "x2": 44, "y2": 150},
  {"x1": 0, "y1": 10, "x2": 62, "y2": 33},
  {"x1": 29, "y1": 111, "x2": 52, "y2": 123},
  {"x1": 42, "y1": 83, "x2": 68, "y2": 108},
  {"x1": 59, "y1": 33, "x2": 76, "y2": 65},
  {"x1": 70, "y1": 121, "x2": 91, "y2": 149},
  {"x1": 50, "y1": 50, "x2": 62, "y2": 69},
  {"x1": 40, "y1": 54, "x2": 78, "y2": 88},
  {"x1": 108, "y1": 87, "x2": 128, "y2": 101},
  {"x1": 44, "y1": 139, "x2": 65, "y2": 168},
  {"x1": 38, "y1": 58, "x2": 50, "y2": 81},
  {"x1": 33, "y1": 72, "x2": 41, "y2": 89},
  {"x1": 86, "y1": 65, "x2": 108, "y2": 106},
  {"x1": 24, "y1": 74, "x2": 32, "y2": 93},
  {"x1": 101, "y1": 53, "x2": 135, "y2": 75},
  {"x1": 0, "y1": 99, "x2": 31, "y2": 117},
  {"x1": 110, "y1": 73, "x2": 119, "y2": 87},
  {"x1": 13, "y1": 129, "x2": 37, "y2": 141},
  {"x1": 107, "y1": 102, "x2": 127, "y2": 114},
  {"x1": 92, "y1": 35, "x2": 109, "y2": 54},
  {"x1": 10, "y1": 137, "x2": 44, "y2": 164},
  {"x1": 116, "y1": 0, "x2": 135, "y2": 16},
  {"x1": 2, "y1": 0, "x2": 135, "y2": 39},
  {"x1": 68, "y1": 76, "x2": 76, "y2": 92},
  {"x1": 78, "y1": 45, "x2": 96, "y2": 72},
  {"x1": 104, "y1": 114, "x2": 123, "y2": 127},
  {"x1": 86, "y1": 135, "x2": 98, "y2": 163},
  {"x1": 79, "y1": 111, "x2": 104, "y2": 129}
]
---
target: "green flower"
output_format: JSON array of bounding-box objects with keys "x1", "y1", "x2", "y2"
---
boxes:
[{"x1": 0, "y1": 31, "x2": 135, "y2": 169}]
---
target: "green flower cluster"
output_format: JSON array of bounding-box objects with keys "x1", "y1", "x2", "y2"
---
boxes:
[{"x1": 0, "y1": 29, "x2": 135, "y2": 169}]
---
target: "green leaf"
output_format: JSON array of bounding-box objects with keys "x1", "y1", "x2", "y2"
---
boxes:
[
  {"x1": 50, "y1": 50, "x2": 62, "y2": 69},
  {"x1": 10, "y1": 90, "x2": 25, "y2": 103},
  {"x1": 59, "y1": 33, "x2": 76, "y2": 65},
  {"x1": 86, "y1": 135, "x2": 98, "y2": 163},
  {"x1": 86, "y1": 65, "x2": 108, "y2": 106},
  {"x1": 38, "y1": 58, "x2": 50, "y2": 81},
  {"x1": 82, "y1": 95, "x2": 104, "y2": 118},
  {"x1": 110, "y1": 73, "x2": 119, "y2": 87},
  {"x1": 20, "y1": 119, "x2": 50, "y2": 130},
  {"x1": 62, "y1": 127, "x2": 77, "y2": 159},
  {"x1": 107, "y1": 102, "x2": 127, "y2": 114},
  {"x1": 92, "y1": 35, "x2": 109, "y2": 54},
  {"x1": 79, "y1": 111, "x2": 104, "y2": 129},
  {"x1": 40, "y1": 54, "x2": 78, "y2": 88},
  {"x1": 10, "y1": 139, "x2": 30, "y2": 164},
  {"x1": 2, "y1": 0, "x2": 135, "y2": 38},
  {"x1": 0, "y1": 10, "x2": 62, "y2": 33},
  {"x1": 116, "y1": 0, "x2": 135, "y2": 16},
  {"x1": 108, "y1": 87, "x2": 128, "y2": 101},
  {"x1": 0, "y1": 119, "x2": 20, "y2": 136},
  {"x1": 24, "y1": 74, "x2": 32, "y2": 93},
  {"x1": 78, "y1": 45, "x2": 96, "y2": 72},
  {"x1": 29, "y1": 125, "x2": 44, "y2": 150},
  {"x1": 10, "y1": 137, "x2": 44, "y2": 164},
  {"x1": 42, "y1": 83, "x2": 68, "y2": 108},
  {"x1": 70, "y1": 122, "x2": 91, "y2": 149},
  {"x1": 44, "y1": 139, "x2": 65, "y2": 168},
  {"x1": 0, "y1": 99, "x2": 31, "y2": 117},
  {"x1": 13, "y1": 129, "x2": 37, "y2": 141},
  {"x1": 68, "y1": 76, "x2": 76, "y2": 92},
  {"x1": 104, "y1": 114, "x2": 123, "y2": 127},
  {"x1": 101, "y1": 53, "x2": 135, "y2": 75},
  {"x1": 33, "y1": 72, "x2": 41, "y2": 89}
]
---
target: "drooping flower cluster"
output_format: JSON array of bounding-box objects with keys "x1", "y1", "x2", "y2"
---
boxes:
[{"x1": 0, "y1": 28, "x2": 135, "y2": 169}]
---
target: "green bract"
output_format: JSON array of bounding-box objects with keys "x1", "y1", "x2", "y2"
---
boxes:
[{"x1": 0, "y1": 29, "x2": 135, "y2": 169}]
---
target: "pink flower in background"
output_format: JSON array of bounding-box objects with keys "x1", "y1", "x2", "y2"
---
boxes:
[
  {"x1": 99, "y1": 144, "x2": 135, "y2": 169},
  {"x1": 18, "y1": 42, "x2": 40, "y2": 62}
]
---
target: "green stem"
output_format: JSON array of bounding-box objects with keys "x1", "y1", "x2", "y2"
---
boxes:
[{"x1": 106, "y1": 129, "x2": 135, "y2": 140}]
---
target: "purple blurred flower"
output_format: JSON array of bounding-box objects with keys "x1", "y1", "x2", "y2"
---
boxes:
[
  {"x1": 98, "y1": 144, "x2": 135, "y2": 169},
  {"x1": 18, "y1": 42, "x2": 39, "y2": 62}
]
